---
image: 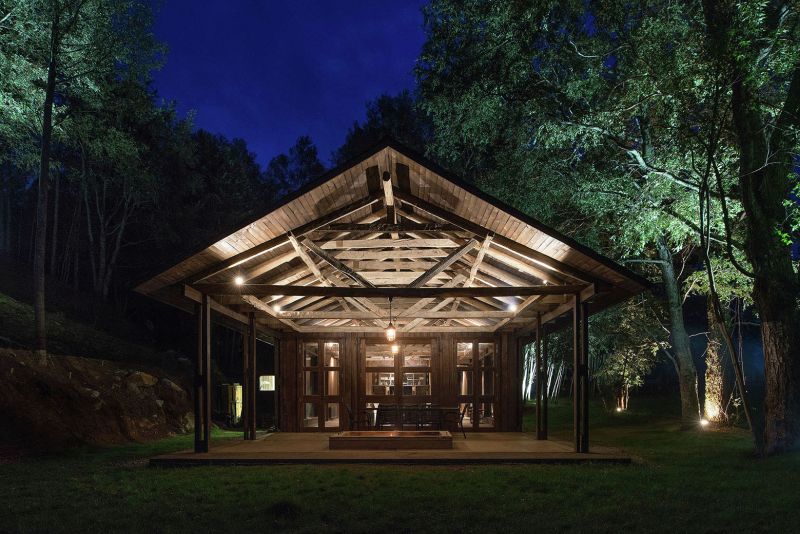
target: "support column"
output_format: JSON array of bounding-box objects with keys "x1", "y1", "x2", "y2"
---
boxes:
[
  {"x1": 195, "y1": 294, "x2": 212, "y2": 453},
  {"x1": 580, "y1": 301, "x2": 590, "y2": 453},
  {"x1": 245, "y1": 312, "x2": 257, "y2": 439},
  {"x1": 572, "y1": 296, "x2": 590, "y2": 453},
  {"x1": 542, "y1": 324, "x2": 549, "y2": 439},
  {"x1": 535, "y1": 312, "x2": 545, "y2": 439}
]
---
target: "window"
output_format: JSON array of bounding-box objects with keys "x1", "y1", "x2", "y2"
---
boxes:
[
  {"x1": 456, "y1": 341, "x2": 497, "y2": 430},
  {"x1": 363, "y1": 340, "x2": 434, "y2": 429},
  {"x1": 259, "y1": 375, "x2": 275, "y2": 391},
  {"x1": 301, "y1": 341, "x2": 341, "y2": 431}
]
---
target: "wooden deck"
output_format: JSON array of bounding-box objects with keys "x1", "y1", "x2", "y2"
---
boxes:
[{"x1": 150, "y1": 432, "x2": 631, "y2": 466}]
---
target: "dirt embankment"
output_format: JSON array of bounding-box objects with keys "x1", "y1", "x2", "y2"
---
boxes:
[{"x1": 0, "y1": 348, "x2": 194, "y2": 455}]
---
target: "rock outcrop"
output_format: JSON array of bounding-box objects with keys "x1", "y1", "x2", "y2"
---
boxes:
[{"x1": 0, "y1": 348, "x2": 193, "y2": 453}]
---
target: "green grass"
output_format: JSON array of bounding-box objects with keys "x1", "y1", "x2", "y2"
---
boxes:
[
  {"x1": 2, "y1": 402, "x2": 798, "y2": 533},
  {"x1": 0, "y1": 292, "x2": 159, "y2": 364}
]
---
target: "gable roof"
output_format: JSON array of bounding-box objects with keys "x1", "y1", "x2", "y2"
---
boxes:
[{"x1": 136, "y1": 139, "x2": 649, "y2": 334}]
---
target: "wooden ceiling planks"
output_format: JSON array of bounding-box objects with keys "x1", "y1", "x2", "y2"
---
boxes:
[{"x1": 137, "y1": 141, "x2": 648, "y2": 335}]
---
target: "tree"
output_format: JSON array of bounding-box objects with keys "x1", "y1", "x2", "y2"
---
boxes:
[
  {"x1": 591, "y1": 299, "x2": 666, "y2": 411},
  {"x1": 415, "y1": 0, "x2": 749, "y2": 426},
  {"x1": 68, "y1": 81, "x2": 161, "y2": 298},
  {"x1": 263, "y1": 136, "x2": 325, "y2": 195},
  {"x1": 333, "y1": 90, "x2": 432, "y2": 165},
  {"x1": 3, "y1": 0, "x2": 161, "y2": 359},
  {"x1": 702, "y1": 0, "x2": 800, "y2": 453}
]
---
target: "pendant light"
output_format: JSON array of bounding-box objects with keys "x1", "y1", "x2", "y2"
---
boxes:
[{"x1": 385, "y1": 297, "x2": 396, "y2": 342}]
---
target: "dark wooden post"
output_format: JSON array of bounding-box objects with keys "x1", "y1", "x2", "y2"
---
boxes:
[
  {"x1": 535, "y1": 312, "x2": 545, "y2": 439},
  {"x1": 195, "y1": 294, "x2": 212, "y2": 453},
  {"x1": 194, "y1": 303, "x2": 203, "y2": 452},
  {"x1": 246, "y1": 312, "x2": 257, "y2": 439},
  {"x1": 572, "y1": 296, "x2": 590, "y2": 453},
  {"x1": 242, "y1": 326, "x2": 249, "y2": 440},
  {"x1": 542, "y1": 324, "x2": 549, "y2": 439},
  {"x1": 579, "y1": 302, "x2": 590, "y2": 453},
  {"x1": 572, "y1": 295, "x2": 581, "y2": 452}
]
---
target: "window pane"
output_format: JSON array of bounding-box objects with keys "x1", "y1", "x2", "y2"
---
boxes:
[
  {"x1": 324, "y1": 342, "x2": 340, "y2": 367},
  {"x1": 303, "y1": 402, "x2": 318, "y2": 428},
  {"x1": 325, "y1": 403, "x2": 340, "y2": 428},
  {"x1": 304, "y1": 370, "x2": 320, "y2": 395},
  {"x1": 457, "y1": 369, "x2": 473, "y2": 396},
  {"x1": 259, "y1": 375, "x2": 275, "y2": 391},
  {"x1": 303, "y1": 342, "x2": 319, "y2": 367},
  {"x1": 478, "y1": 343, "x2": 495, "y2": 367},
  {"x1": 457, "y1": 342, "x2": 473, "y2": 367},
  {"x1": 366, "y1": 344, "x2": 394, "y2": 367},
  {"x1": 403, "y1": 343, "x2": 431, "y2": 367},
  {"x1": 403, "y1": 372, "x2": 431, "y2": 396},
  {"x1": 481, "y1": 369, "x2": 494, "y2": 396},
  {"x1": 366, "y1": 371, "x2": 394, "y2": 396},
  {"x1": 479, "y1": 402, "x2": 495, "y2": 428},
  {"x1": 325, "y1": 370, "x2": 339, "y2": 396}
]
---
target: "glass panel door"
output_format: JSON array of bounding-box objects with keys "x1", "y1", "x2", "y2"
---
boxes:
[
  {"x1": 456, "y1": 341, "x2": 497, "y2": 431},
  {"x1": 301, "y1": 341, "x2": 341, "y2": 431},
  {"x1": 364, "y1": 340, "x2": 433, "y2": 429}
]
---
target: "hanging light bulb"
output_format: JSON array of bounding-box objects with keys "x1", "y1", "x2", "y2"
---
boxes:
[
  {"x1": 391, "y1": 343, "x2": 399, "y2": 355},
  {"x1": 385, "y1": 297, "x2": 396, "y2": 342},
  {"x1": 234, "y1": 275, "x2": 245, "y2": 286}
]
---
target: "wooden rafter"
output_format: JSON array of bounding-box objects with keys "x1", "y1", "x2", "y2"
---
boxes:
[
  {"x1": 318, "y1": 238, "x2": 458, "y2": 250},
  {"x1": 291, "y1": 325, "x2": 496, "y2": 333},
  {"x1": 395, "y1": 190, "x2": 606, "y2": 286},
  {"x1": 492, "y1": 294, "x2": 546, "y2": 331},
  {"x1": 317, "y1": 222, "x2": 463, "y2": 233},
  {"x1": 397, "y1": 205, "x2": 564, "y2": 286},
  {"x1": 396, "y1": 273, "x2": 466, "y2": 319},
  {"x1": 445, "y1": 234, "x2": 493, "y2": 326},
  {"x1": 334, "y1": 249, "x2": 450, "y2": 261},
  {"x1": 409, "y1": 238, "x2": 478, "y2": 288},
  {"x1": 241, "y1": 295, "x2": 300, "y2": 330},
  {"x1": 194, "y1": 282, "x2": 587, "y2": 298},
  {"x1": 274, "y1": 309, "x2": 515, "y2": 320},
  {"x1": 300, "y1": 236, "x2": 376, "y2": 288},
  {"x1": 287, "y1": 233, "x2": 354, "y2": 314},
  {"x1": 187, "y1": 192, "x2": 381, "y2": 284},
  {"x1": 240, "y1": 250, "x2": 297, "y2": 282}
]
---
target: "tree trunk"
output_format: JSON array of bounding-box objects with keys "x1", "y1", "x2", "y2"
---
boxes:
[
  {"x1": 703, "y1": 0, "x2": 800, "y2": 457},
  {"x1": 705, "y1": 299, "x2": 727, "y2": 423},
  {"x1": 33, "y1": 13, "x2": 60, "y2": 362},
  {"x1": 657, "y1": 237, "x2": 701, "y2": 427},
  {"x1": 49, "y1": 170, "x2": 60, "y2": 274}
]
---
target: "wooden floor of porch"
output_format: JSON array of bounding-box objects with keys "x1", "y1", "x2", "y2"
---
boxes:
[{"x1": 149, "y1": 432, "x2": 631, "y2": 466}]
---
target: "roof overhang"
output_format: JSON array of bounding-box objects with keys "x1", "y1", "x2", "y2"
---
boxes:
[{"x1": 136, "y1": 139, "x2": 649, "y2": 335}]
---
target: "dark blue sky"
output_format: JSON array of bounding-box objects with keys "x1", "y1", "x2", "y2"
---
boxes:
[{"x1": 151, "y1": 1, "x2": 428, "y2": 167}]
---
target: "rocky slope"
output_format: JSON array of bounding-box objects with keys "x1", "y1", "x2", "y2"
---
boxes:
[{"x1": 0, "y1": 348, "x2": 193, "y2": 455}]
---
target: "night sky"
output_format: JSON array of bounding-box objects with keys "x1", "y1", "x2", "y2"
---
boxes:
[{"x1": 151, "y1": 1, "x2": 428, "y2": 167}]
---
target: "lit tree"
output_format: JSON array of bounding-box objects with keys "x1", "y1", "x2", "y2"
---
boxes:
[
  {"x1": 416, "y1": 0, "x2": 748, "y2": 428},
  {"x1": 1, "y1": 0, "x2": 160, "y2": 359}
]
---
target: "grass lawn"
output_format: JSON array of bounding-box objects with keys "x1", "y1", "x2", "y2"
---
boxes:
[{"x1": 1, "y1": 400, "x2": 798, "y2": 533}]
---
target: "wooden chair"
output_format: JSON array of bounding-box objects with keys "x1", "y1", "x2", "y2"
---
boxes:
[
  {"x1": 443, "y1": 405, "x2": 468, "y2": 439},
  {"x1": 375, "y1": 404, "x2": 399, "y2": 430},
  {"x1": 343, "y1": 403, "x2": 371, "y2": 430},
  {"x1": 417, "y1": 405, "x2": 442, "y2": 430}
]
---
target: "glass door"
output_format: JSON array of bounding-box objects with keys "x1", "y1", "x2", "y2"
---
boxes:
[
  {"x1": 300, "y1": 341, "x2": 341, "y2": 431},
  {"x1": 364, "y1": 340, "x2": 433, "y2": 429},
  {"x1": 456, "y1": 341, "x2": 497, "y2": 430}
]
